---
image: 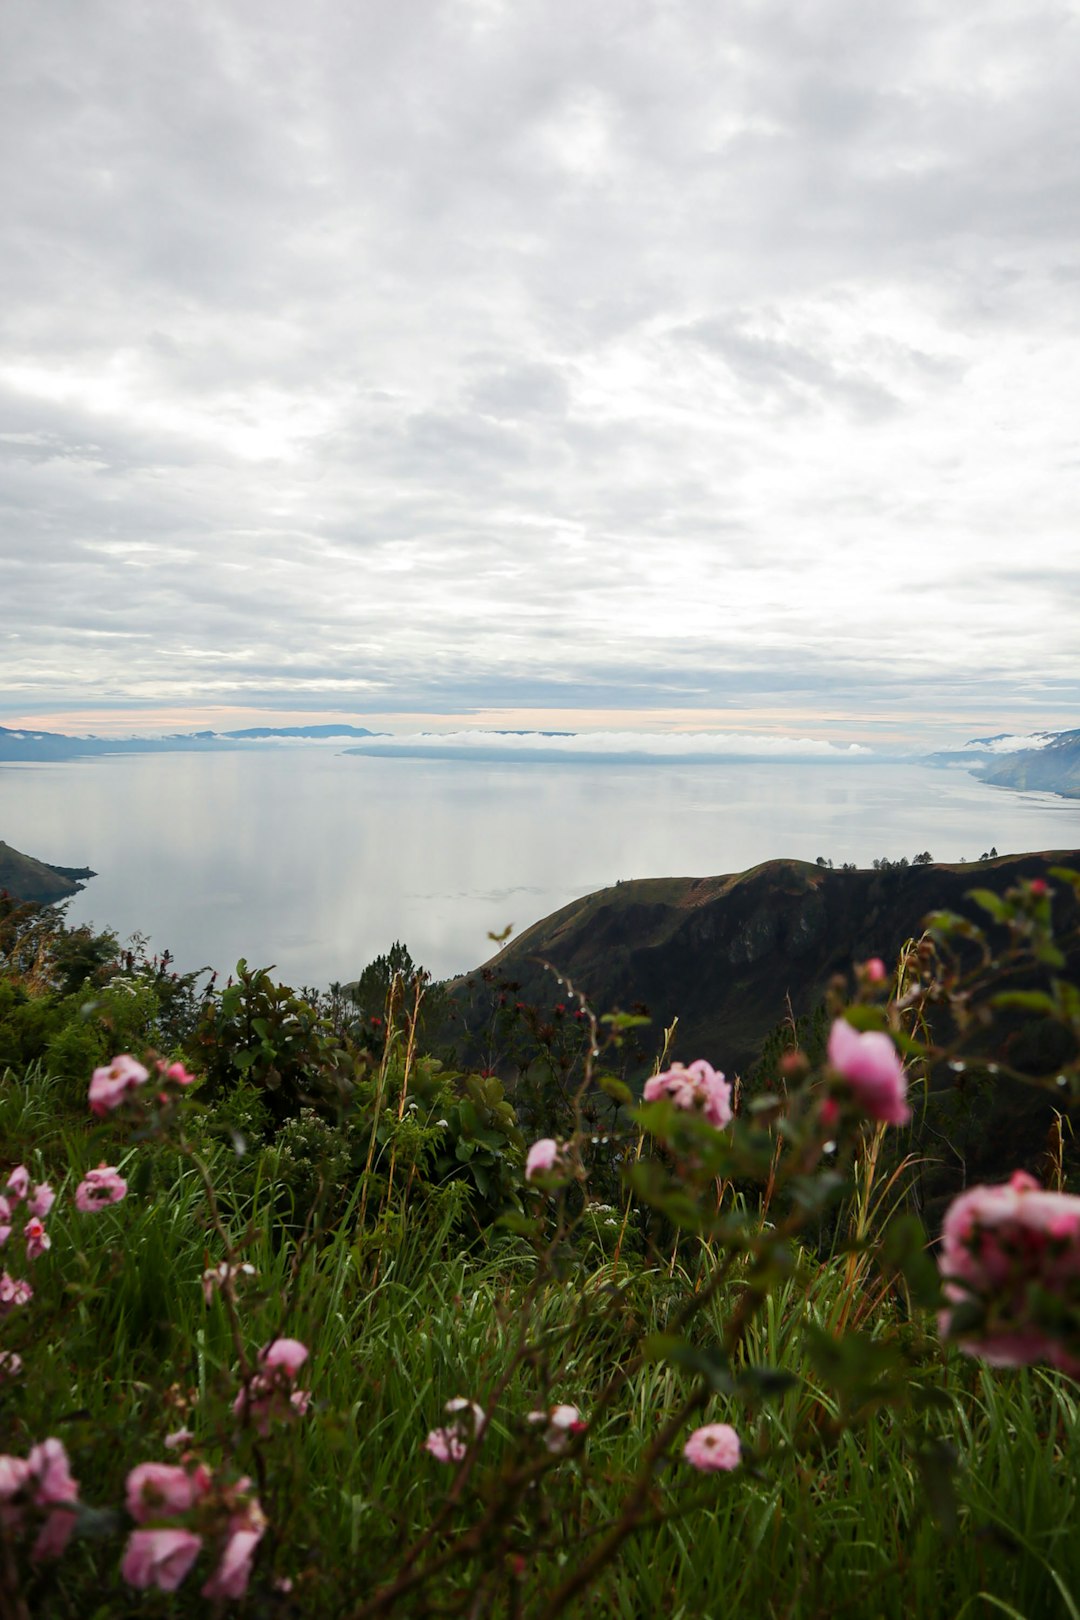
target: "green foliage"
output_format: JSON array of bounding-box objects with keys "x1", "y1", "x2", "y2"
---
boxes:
[
  {"x1": 1, "y1": 867, "x2": 1079, "y2": 1615},
  {"x1": 188, "y1": 959, "x2": 352, "y2": 1126},
  {"x1": 427, "y1": 1070, "x2": 524, "y2": 1220}
]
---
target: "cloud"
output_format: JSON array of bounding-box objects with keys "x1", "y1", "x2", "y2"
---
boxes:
[
  {"x1": 1, "y1": 0, "x2": 1079, "y2": 747},
  {"x1": 346, "y1": 728, "x2": 871, "y2": 761}
]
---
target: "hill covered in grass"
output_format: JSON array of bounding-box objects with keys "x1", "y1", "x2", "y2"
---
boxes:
[
  {"x1": 455, "y1": 850, "x2": 1080, "y2": 1078},
  {"x1": 0, "y1": 840, "x2": 94, "y2": 904}
]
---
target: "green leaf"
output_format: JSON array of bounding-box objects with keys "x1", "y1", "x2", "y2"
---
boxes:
[
  {"x1": 837, "y1": 1006, "x2": 888, "y2": 1033},
  {"x1": 878, "y1": 1213, "x2": 941, "y2": 1309},
  {"x1": 990, "y1": 990, "x2": 1057, "y2": 1014},
  {"x1": 967, "y1": 888, "x2": 1011, "y2": 923},
  {"x1": 736, "y1": 1365, "x2": 799, "y2": 1401},
  {"x1": 496, "y1": 1210, "x2": 542, "y2": 1238},
  {"x1": 601, "y1": 1012, "x2": 653, "y2": 1031},
  {"x1": 597, "y1": 1073, "x2": 634, "y2": 1106}
]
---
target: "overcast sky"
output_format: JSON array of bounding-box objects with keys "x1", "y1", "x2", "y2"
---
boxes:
[{"x1": 3, "y1": 0, "x2": 1079, "y2": 749}]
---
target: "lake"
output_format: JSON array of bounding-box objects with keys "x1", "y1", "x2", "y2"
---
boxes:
[{"x1": 2, "y1": 751, "x2": 1077, "y2": 986}]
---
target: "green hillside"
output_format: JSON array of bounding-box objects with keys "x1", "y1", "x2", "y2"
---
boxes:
[{"x1": 0, "y1": 839, "x2": 94, "y2": 904}]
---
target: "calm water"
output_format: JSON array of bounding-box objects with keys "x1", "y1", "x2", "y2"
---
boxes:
[{"x1": 2, "y1": 752, "x2": 1077, "y2": 985}]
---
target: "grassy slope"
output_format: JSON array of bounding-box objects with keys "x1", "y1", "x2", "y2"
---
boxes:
[
  {"x1": 0, "y1": 840, "x2": 87, "y2": 904},
  {"x1": 4, "y1": 1066, "x2": 1080, "y2": 1618},
  {"x1": 459, "y1": 852, "x2": 1080, "y2": 1074}
]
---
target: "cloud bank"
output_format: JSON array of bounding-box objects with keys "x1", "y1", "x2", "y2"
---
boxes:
[
  {"x1": 345, "y1": 728, "x2": 870, "y2": 763},
  {"x1": 2, "y1": 1, "x2": 1080, "y2": 747}
]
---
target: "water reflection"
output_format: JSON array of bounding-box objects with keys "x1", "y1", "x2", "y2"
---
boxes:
[{"x1": 1, "y1": 752, "x2": 1076, "y2": 986}]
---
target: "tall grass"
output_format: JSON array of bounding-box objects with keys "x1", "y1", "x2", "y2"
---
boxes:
[{"x1": 2, "y1": 1053, "x2": 1077, "y2": 1618}]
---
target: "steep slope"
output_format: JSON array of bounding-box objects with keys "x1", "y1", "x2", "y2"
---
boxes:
[
  {"x1": 455, "y1": 851, "x2": 1080, "y2": 1079},
  {"x1": 0, "y1": 840, "x2": 94, "y2": 904},
  {"x1": 979, "y1": 730, "x2": 1080, "y2": 798}
]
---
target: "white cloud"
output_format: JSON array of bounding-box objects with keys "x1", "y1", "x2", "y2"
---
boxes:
[
  {"x1": 347, "y1": 728, "x2": 870, "y2": 760},
  {"x1": 1, "y1": 0, "x2": 1079, "y2": 746}
]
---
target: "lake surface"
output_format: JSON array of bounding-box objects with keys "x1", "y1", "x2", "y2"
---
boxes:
[{"x1": 2, "y1": 751, "x2": 1077, "y2": 986}]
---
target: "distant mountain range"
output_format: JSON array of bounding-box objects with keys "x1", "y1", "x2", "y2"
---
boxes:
[
  {"x1": 0, "y1": 724, "x2": 377, "y2": 762},
  {"x1": 929, "y1": 727, "x2": 1080, "y2": 799},
  {"x1": 3, "y1": 719, "x2": 1079, "y2": 797}
]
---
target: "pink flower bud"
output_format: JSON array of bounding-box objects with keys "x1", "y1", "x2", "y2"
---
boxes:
[
  {"x1": 4, "y1": 1167, "x2": 29, "y2": 1203},
  {"x1": 827, "y1": 1019, "x2": 910, "y2": 1126},
  {"x1": 259, "y1": 1338, "x2": 308, "y2": 1378},
  {"x1": 24, "y1": 1218, "x2": 50, "y2": 1261},
  {"x1": 157, "y1": 1060, "x2": 198, "y2": 1087},
  {"x1": 525, "y1": 1138, "x2": 562, "y2": 1180}
]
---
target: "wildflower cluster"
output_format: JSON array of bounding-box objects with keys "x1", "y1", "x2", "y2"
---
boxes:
[{"x1": 122, "y1": 1458, "x2": 266, "y2": 1598}]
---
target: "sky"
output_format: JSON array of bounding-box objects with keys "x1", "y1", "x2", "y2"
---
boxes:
[{"x1": 3, "y1": 0, "x2": 1080, "y2": 752}]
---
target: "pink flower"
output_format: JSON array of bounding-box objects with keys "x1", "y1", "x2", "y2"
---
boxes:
[
  {"x1": 201, "y1": 1260, "x2": 256, "y2": 1305},
  {"x1": 32, "y1": 1507, "x2": 76, "y2": 1562},
  {"x1": 939, "y1": 1171, "x2": 1080, "y2": 1372},
  {"x1": 260, "y1": 1338, "x2": 309, "y2": 1378},
  {"x1": 0, "y1": 1196, "x2": 11, "y2": 1248},
  {"x1": 24, "y1": 1217, "x2": 50, "y2": 1261},
  {"x1": 643, "y1": 1060, "x2": 733, "y2": 1129},
  {"x1": 826, "y1": 1020, "x2": 910, "y2": 1126},
  {"x1": 527, "y1": 1403, "x2": 586, "y2": 1454},
  {"x1": 75, "y1": 1165, "x2": 128, "y2": 1212},
  {"x1": 157, "y1": 1060, "x2": 198, "y2": 1087},
  {"x1": 0, "y1": 1456, "x2": 30, "y2": 1501},
  {"x1": 0, "y1": 1352, "x2": 23, "y2": 1381},
  {"x1": 201, "y1": 1527, "x2": 263, "y2": 1600},
  {"x1": 0, "y1": 1272, "x2": 33, "y2": 1313},
  {"x1": 26, "y1": 1183, "x2": 55, "y2": 1219},
  {"x1": 234, "y1": 1339, "x2": 311, "y2": 1433},
  {"x1": 4, "y1": 1167, "x2": 29, "y2": 1203},
  {"x1": 862, "y1": 957, "x2": 887, "y2": 983},
  {"x1": 126, "y1": 1462, "x2": 208, "y2": 1524},
  {"x1": 424, "y1": 1428, "x2": 466, "y2": 1463},
  {"x1": 28, "y1": 1439, "x2": 78, "y2": 1507},
  {"x1": 525, "y1": 1138, "x2": 562, "y2": 1180},
  {"x1": 683, "y1": 1423, "x2": 741, "y2": 1472},
  {"x1": 122, "y1": 1528, "x2": 203, "y2": 1592},
  {"x1": 424, "y1": 1398, "x2": 485, "y2": 1462},
  {"x1": 163, "y1": 1428, "x2": 194, "y2": 1452},
  {"x1": 89, "y1": 1055, "x2": 149, "y2": 1116}
]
